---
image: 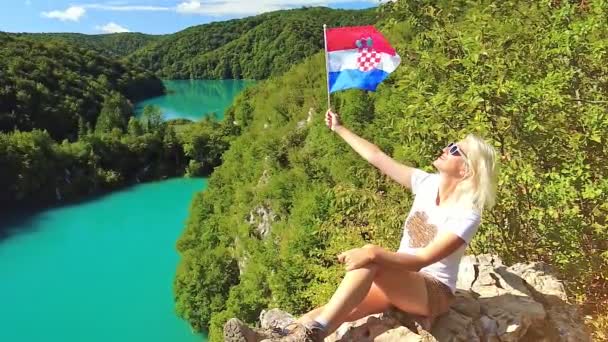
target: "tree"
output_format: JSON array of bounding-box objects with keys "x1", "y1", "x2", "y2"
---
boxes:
[
  {"x1": 0, "y1": 34, "x2": 164, "y2": 140},
  {"x1": 127, "y1": 116, "x2": 143, "y2": 136},
  {"x1": 95, "y1": 93, "x2": 130, "y2": 134},
  {"x1": 77, "y1": 117, "x2": 88, "y2": 138},
  {"x1": 141, "y1": 105, "x2": 164, "y2": 133}
]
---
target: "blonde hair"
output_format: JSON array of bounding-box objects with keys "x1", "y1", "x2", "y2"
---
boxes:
[{"x1": 449, "y1": 134, "x2": 499, "y2": 212}]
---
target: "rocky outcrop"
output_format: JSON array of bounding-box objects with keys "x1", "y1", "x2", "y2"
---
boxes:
[
  {"x1": 255, "y1": 255, "x2": 590, "y2": 341},
  {"x1": 296, "y1": 108, "x2": 315, "y2": 130},
  {"x1": 247, "y1": 204, "x2": 276, "y2": 239}
]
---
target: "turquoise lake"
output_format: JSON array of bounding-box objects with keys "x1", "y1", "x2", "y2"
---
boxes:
[
  {"x1": 135, "y1": 79, "x2": 255, "y2": 121},
  {"x1": 0, "y1": 79, "x2": 255, "y2": 341},
  {"x1": 0, "y1": 178, "x2": 208, "y2": 341}
]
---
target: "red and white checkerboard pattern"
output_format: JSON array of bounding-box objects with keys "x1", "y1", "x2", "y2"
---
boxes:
[{"x1": 357, "y1": 48, "x2": 381, "y2": 72}]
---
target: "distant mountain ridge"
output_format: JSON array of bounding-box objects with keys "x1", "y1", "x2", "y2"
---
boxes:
[
  {"x1": 11, "y1": 7, "x2": 376, "y2": 80},
  {"x1": 125, "y1": 7, "x2": 377, "y2": 79},
  {"x1": 0, "y1": 33, "x2": 164, "y2": 140},
  {"x1": 14, "y1": 32, "x2": 162, "y2": 58}
]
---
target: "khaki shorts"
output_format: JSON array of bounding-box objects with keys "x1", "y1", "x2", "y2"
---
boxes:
[{"x1": 420, "y1": 272, "x2": 454, "y2": 320}]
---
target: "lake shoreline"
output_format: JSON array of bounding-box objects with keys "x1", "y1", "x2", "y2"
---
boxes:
[
  {"x1": 1, "y1": 175, "x2": 187, "y2": 240},
  {"x1": 0, "y1": 178, "x2": 209, "y2": 342},
  {"x1": 3, "y1": 79, "x2": 253, "y2": 216}
]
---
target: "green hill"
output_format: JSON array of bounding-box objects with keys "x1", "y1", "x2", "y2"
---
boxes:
[
  {"x1": 0, "y1": 33, "x2": 164, "y2": 140},
  {"x1": 14, "y1": 32, "x2": 162, "y2": 58},
  {"x1": 126, "y1": 7, "x2": 377, "y2": 79},
  {"x1": 174, "y1": 1, "x2": 608, "y2": 340},
  {"x1": 16, "y1": 8, "x2": 375, "y2": 81}
]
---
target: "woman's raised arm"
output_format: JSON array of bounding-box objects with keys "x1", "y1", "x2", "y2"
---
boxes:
[{"x1": 326, "y1": 110, "x2": 416, "y2": 189}]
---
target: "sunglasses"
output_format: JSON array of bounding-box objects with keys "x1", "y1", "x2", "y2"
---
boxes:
[{"x1": 446, "y1": 142, "x2": 467, "y2": 158}]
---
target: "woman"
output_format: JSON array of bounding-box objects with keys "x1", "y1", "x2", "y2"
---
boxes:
[{"x1": 225, "y1": 109, "x2": 499, "y2": 342}]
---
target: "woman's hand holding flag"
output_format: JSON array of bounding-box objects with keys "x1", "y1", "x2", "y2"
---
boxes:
[{"x1": 325, "y1": 109, "x2": 341, "y2": 132}]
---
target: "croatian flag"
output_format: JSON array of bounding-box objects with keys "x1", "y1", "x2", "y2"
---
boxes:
[{"x1": 326, "y1": 25, "x2": 401, "y2": 93}]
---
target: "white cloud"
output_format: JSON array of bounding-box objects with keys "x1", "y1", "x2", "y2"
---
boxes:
[
  {"x1": 176, "y1": 0, "x2": 282, "y2": 16},
  {"x1": 41, "y1": 6, "x2": 86, "y2": 22},
  {"x1": 85, "y1": 4, "x2": 170, "y2": 11},
  {"x1": 175, "y1": 0, "x2": 383, "y2": 16},
  {"x1": 96, "y1": 21, "x2": 131, "y2": 33},
  {"x1": 42, "y1": 1, "x2": 385, "y2": 23}
]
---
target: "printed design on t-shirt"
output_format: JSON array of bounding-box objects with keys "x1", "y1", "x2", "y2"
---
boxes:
[{"x1": 405, "y1": 211, "x2": 437, "y2": 248}]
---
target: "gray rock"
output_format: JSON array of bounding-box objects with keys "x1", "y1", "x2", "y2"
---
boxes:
[
  {"x1": 247, "y1": 204, "x2": 276, "y2": 239},
  {"x1": 456, "y1": 255, "x2": 478, "y2": 291},
  {"x1": 375, "y1": 326, "x2": 425, "y2": 342},
  {"x1": 259, "y1": 308, "x2": 295, "y2": 331},
  {"x1": 248, "y1": 255, "x2": 590, "y2": 342},
  {"x1": 432, "y1": 309, "x2": 480, "y2": 341},
  {"x1": 326, "y1": 313, "x2": 400, "y2": 342},
  {"x1": 450, "y1": 290, "x2": 481, "y2": 318},
  {"x1": 479, "y1": 295, "x2": 545, "y2": 341},
  {"x1": 508, "y1": 262, "x2": 591, "y2": 342},
  {"x1": 508, "y1": 262, "x2": 567, "y2": 304}
]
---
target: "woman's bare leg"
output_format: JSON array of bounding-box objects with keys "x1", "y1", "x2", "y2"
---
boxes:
[
  {"x1": 372, "y1": 268, "x2": 429, "y2": 318},
  {"x1": 341, "y1": 284, "x2": 390, "y2": 322},
  {"x1": 303, "y1": 265, "x2": 430, "y2": 335},
  {"x1": 296, "y1": 283, "x2": 390, "y2": 331},
  {"x1": 315, "y1": 265, "x2": 379, "y2": 327},
  {"x1": 296, "y1": 307, "x2": 324, "y2": 325}
]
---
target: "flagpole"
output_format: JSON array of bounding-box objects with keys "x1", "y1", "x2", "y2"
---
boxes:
[{"x1": 323, "y1": 24, "x2": 331, "y2": 110}]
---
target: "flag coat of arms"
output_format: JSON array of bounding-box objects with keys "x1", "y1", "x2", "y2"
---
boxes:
[{"x1": 325, "y1": 25, "x2": 401, "y2": 93}]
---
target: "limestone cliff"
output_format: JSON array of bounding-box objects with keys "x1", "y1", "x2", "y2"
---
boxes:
[{"x1": 256, "y1": 255, "x2": 590, "y2": 342}]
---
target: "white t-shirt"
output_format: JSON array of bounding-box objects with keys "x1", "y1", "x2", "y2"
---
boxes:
[{"x1": 397, "y1": 169, "x2": 481, "y2": 293}]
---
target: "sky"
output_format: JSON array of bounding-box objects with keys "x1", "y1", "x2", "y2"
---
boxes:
[{"x1": 0, "y1": 1, "x2": 384, "y2": 35}]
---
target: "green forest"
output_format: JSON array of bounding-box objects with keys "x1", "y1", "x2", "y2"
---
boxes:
[
  {"x1": 1, "y1": 8, "x2": 369, "y2": 209},
  {"x1": 171, "y1": 1, "x2": 608, "y2": 341},
  {"x1": 125, "y1": 7, "x2": 377, "y2": 79},
  {"x1": 15, "y1": 32, "x2": 162, "y2": 58},
  {"x1": 0, "y1": 33, "x2": 239, "y2": 208},
  {"x1": 1, "y1": 1, "x2": 607, "y2": 340},
  {"x1": 0, "y1": 33, "x2": 164, "y2": 140},
  {"x1": 0, "y1": 107, "x2": 238, "y2": 207},
  {"x1": 10, "y1": 7, "x2": 375, "y2": 81}
]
